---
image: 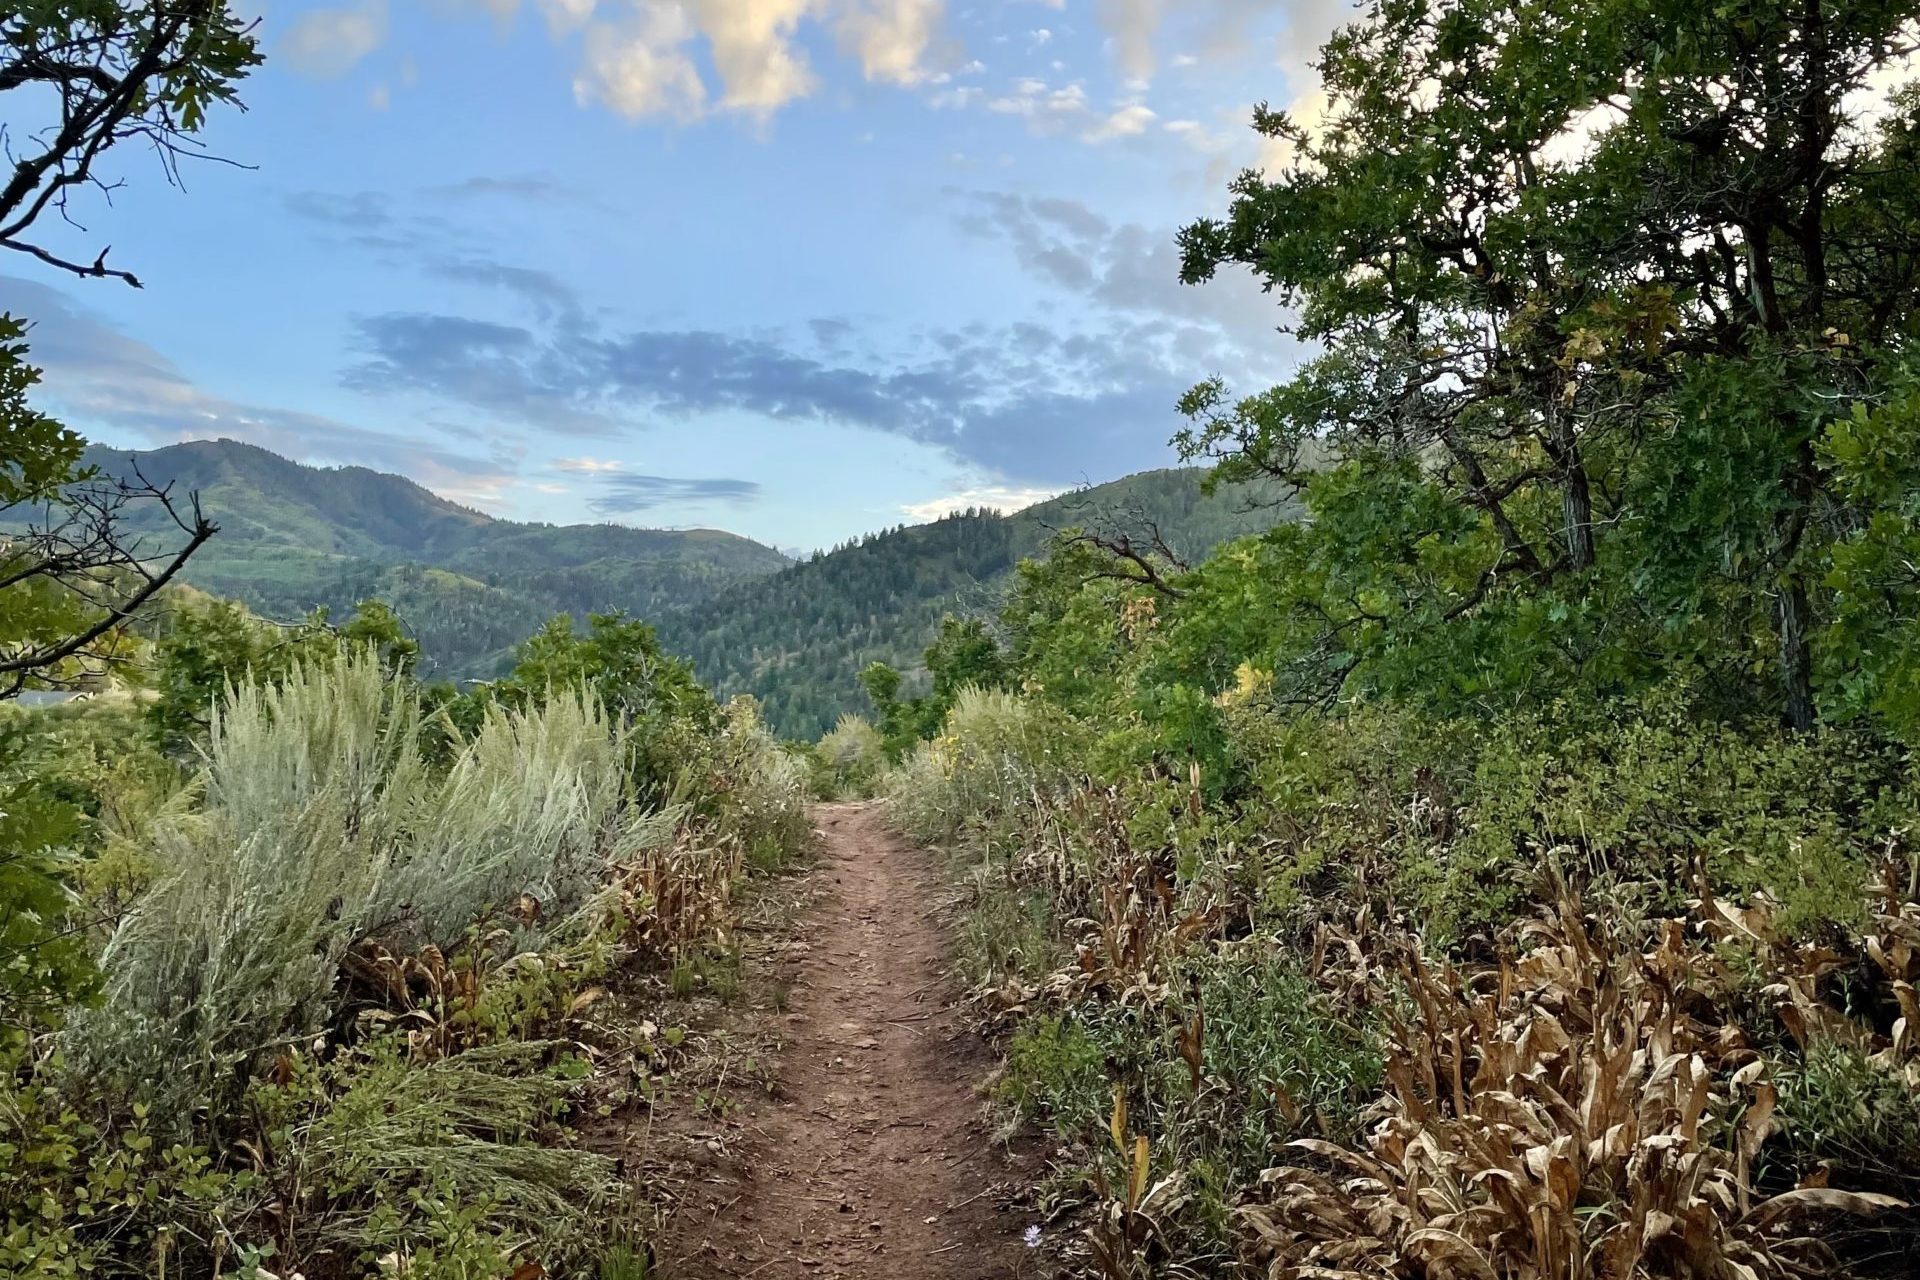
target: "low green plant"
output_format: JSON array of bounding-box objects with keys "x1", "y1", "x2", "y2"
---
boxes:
[
  {"x1": 813, "y1": 713, "x2": 887, "y2": 798},
  {"x1": 600, "y1": 1241, "x2": 652, "y2": 1280},
  {"x1": 1777, "y1": 1044, "x2": 1920, "y2": 1195},
  {"x1": 956, "y1": 868, "x2": 1063, "y2": 988},
  {"x1": 998, "y1": 1013, "x2": 1109, "y2": 1133},
  {"x1": 0, "y1": 1055, "x2": 258, "y2": 1278}
]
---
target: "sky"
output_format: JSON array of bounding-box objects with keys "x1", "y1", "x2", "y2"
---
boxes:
[{"x1": 2, "y1": 0, "x2": 1334, "y2": 551}]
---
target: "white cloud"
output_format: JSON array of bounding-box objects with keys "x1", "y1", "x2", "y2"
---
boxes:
[
  {"x1": 570, "y1": 0, "x2": 948, "y2": 121},
  {"x1": 837, "y1": 0, "x2": 945, "y2": 86},
  {"x1": 368, "y1": 82, "x2": 391, "y2": 110},
  {"x1": 902, "y1": 485, "x2": 1059, "y2": 521},
  {"x1": 1085, "y1": 102, "x2": 1155, "y2": 142},
  {"x1": 553, "y1": 456, "x2": 628, "y2": 472},
  {"x1": 537, "y1": 0, "x2": 599, "y2": 35},
  {"x1": 977, "y1": 76, "x2": 1158, "y2": 146},
  {"x1": 929, "y1": 84, "x2": 983, "y2": 109},
  {"x1": 1256, "y1": 85, "x2": 1331, "y2": 170},
  {"x1": 987, "y1": 76, "x2": 1086, "y2": 121},
  {"x1": 279, "y1": 0, "x2": 388, "y2": 79},
  {"x1": 1163, "y1": 116, "x2": 1235, "y2": 157},
  {"x1": 574, "y1": 4, "x2": 709, "y2": 121},
  {"x1": 1096, "y1": 0, "x2": 1163, "y2": 82},
  {"x1": 693, "y1": 0, "x2": 817, "y2": 116}
]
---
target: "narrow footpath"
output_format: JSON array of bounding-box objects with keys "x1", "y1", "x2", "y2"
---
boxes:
[{"x1": 658, "y1": 802, "x2": 1037, "y2": 1280}]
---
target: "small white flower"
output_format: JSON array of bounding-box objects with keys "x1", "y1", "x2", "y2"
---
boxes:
[{"x1": 1024, "y1": 1225, "x2": 1043, "y2": 1249}]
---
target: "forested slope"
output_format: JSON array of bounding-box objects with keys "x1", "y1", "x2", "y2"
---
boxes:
[
  {"x1": 659, "y1": 468, "x2": 1298, "y2": 738},
  {"x1": 83, "y1": 440, "x2": 791, "y2": 676}
]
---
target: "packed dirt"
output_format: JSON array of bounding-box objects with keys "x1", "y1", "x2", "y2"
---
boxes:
[{"x1": 653, "y1": 802, "x2": 1040, "y2": 1280}]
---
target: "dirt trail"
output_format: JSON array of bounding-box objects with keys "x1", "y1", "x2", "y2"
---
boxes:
[{"x1": 658, "y1": 802, "x2": 1036, "y2": 1280}]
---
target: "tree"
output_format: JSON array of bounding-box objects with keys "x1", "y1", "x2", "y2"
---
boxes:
[
  {"x1": 1, "y1": 322, "x2": 215, "y2": 698},
  {"x1": 1, "y1": 0, "x2": 260, "y2": 695},
  {"x1": 0, "y1": 719, "x2": 101, "y2": 1033},
  {"x1": 144, "y1": 597, "x2": 420, "y2": 752},
  {"x1": 925, "y1": 617, "x2": 1010, "y2": 707},
  {"x1": 1178, "y1": 0, "x2": 1920, "y2": 729},
  {"x1": 499, "y1": 612, "x2": 712, "y2": 723},
  {"x1": 2, "y1": 0, "x2": 261, "y2": 285}
]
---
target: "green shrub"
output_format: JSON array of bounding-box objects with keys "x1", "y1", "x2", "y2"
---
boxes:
[
  {"x1": 1777, "y1": 1044, "x2": 1920, "y2": 1195},
  {"x1": 998, "y1": 1013, "x2": 1109, "y2": 1132},
  {"x1": 813, "y1": 713, "x2": 886, "y2": 798}
]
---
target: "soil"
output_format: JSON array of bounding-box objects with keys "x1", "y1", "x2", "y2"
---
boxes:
[{"x1": 651, "y1": 802, "x2": 1041, "y2": 1280}]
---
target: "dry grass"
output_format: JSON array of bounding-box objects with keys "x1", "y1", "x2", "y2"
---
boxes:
[{"x1": 1241, "y1": 893, "x2": 1906, "y2": 1280}]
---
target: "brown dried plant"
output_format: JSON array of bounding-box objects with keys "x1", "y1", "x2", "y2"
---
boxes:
[
  {"x1": 607, "y1": 809, "x2": 745, "y2": 961},
  {"x1": 1088, "y1": 1087, "x2": 1190, "y2": 1280},
  {"x1": 1241, "y1": 895, "x2": 1903, "y2": 1280}
]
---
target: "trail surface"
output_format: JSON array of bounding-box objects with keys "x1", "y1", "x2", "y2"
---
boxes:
[{"x1": 660, "y1": 802, "x2": 1035, "y2": 1280}]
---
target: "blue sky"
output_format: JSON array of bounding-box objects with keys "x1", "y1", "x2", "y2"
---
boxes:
[{"x1": 3, "y1": 0, "x2": 1332, "y2": 550}]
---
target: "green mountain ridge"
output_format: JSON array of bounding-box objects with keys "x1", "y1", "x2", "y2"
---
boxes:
[
  {"x1": 657, "y1": 470, "x2": 1301, "y2": 737},
  {"x1": 85, "y1": 439, "x2": 792, "y2": 676},
  {"x1": 86, "y1": 440, "x2": 1299, "y2": 735}
]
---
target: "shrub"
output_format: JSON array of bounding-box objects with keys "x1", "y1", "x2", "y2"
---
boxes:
[
  {"x1": 814, "y1": 713, "x2": 886, "y2": 798},
  {"x1": 700, "y1": 696, "x2": 812, "y2": 871},
  {"x1": 882, "y1": 686, "x2": 1075, "y2": 850},
  {"x1": 999, "y1": 1013, "x2": 1109, "y2": 1131},
  {"x1": 66, "y1": 653, "x2": 658, "y2": 1116}
]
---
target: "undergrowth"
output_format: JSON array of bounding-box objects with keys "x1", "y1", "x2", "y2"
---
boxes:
[
  {"x1": 886, "y1": 691, "x2": 1920, "y2": 1278},
  {"x1": 3, "y1": 647, "x2": 814, "y2": 1278}
]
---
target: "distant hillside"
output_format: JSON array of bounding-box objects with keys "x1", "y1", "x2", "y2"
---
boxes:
[
  {"x1": 85, "y1": 440, "x2": 791, "y2": 677},
  {"x1": 657, "y1": 468, "x2": 1301, "y2": 738},
  {"x1": 80, "y1": 444, "x2": 1297, "y2": 729}
]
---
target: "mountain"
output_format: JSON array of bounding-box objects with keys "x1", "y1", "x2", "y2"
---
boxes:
[
  {"x1": 656, "y1": 469, "x2": 1301, "y2": 738},
  {"x1": 82, "y1": 442, "x2": 1297, "y2": 734},
  {"x1": 84, "y1": 439, "x2": 791, "y2": 676}
]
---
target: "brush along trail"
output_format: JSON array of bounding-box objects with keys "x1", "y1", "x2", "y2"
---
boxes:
[{"x1": 658, "y1": 802, "x2": 1037, "y2": 1279}]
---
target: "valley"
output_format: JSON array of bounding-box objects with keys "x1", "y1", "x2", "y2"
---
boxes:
[{"x1": 84, "y1": 440, "x2": 1296, "y2": 736}]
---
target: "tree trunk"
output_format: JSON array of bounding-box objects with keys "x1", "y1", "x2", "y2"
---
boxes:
[
  {"x1": 1560, "y1": 451, "x2": 1596, "y2": 571},
  {"x1": 1543, "y1": 403, "x2": 1597, "y2": 571},
  {"x1": 1777, "y1": 572, "x2": 1816, "y2": 732}
]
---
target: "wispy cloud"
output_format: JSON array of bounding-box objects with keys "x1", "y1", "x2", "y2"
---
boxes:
[
  {"x1": 977, "y1": 75, "x2": 1161, "y2": 144},
  {"x1": 337, "y1": 291, "x2": 1221, "y2": 484},
  {"x1": 589, "y1": 472, "x2": 762, "y2": 514},
  {"x1": 279, "y1": 0, "x2": 389, "y2": 79},
  {"x1": 5, "y1": 276, "x2": 518, "y2": 508}
]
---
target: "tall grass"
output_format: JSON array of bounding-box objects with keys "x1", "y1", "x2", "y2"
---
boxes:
[
  {"x1": 699, "y1": 696, "x2": 813, "y2": 868},
  {"x1": 814, "y1": 713, "x2": 886, "y2": 797},
  {"x1": 67, "y1": 652, "x2": 653, "y2": 1113},
  {"x1": 882, "y1": 686, "x2": 1069, "y2": 848}
]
